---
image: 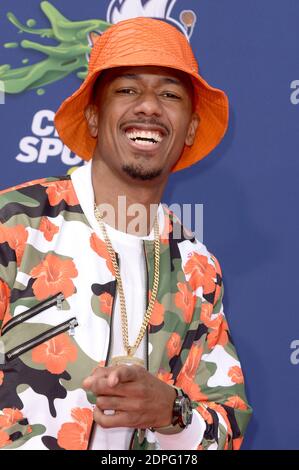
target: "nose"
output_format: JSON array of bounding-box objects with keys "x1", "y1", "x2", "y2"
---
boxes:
[{"x1": 133, "y1": 90, "x2": 162, "y2": 117}]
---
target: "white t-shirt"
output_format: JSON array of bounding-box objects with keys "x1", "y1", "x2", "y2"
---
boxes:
[
  {"x1": 90, "y1": 209, "x2": 156, "y2": 450},
  {"x1": 72, "y1": 162, "x2": 206, "y2": 450}
]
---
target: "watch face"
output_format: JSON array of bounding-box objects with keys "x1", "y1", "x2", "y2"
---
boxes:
[
  {"x1": 182, "y1": 397, "x2": 193, "y2": 425},
  {"x1": 174, "y1": 396, "x2": 193, "y2": 427}
]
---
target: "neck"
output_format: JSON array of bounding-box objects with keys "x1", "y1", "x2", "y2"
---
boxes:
[{"x1": 91, "y1": 159, "x2": 167, "y2": 236}]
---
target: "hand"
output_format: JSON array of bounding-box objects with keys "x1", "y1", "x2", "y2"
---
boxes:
[{"x1": 82, "y1": 365, "x2": 177, "y2": 429}]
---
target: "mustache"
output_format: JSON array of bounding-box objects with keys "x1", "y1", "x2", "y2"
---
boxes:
[{"x1": 122, "y1": 118, "x2": 169, "y2": 135}]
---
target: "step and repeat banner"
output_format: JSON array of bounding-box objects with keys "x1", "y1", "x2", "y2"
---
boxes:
[{"x1": 0, "y1": 0, "x2": 298, "y2": 450}]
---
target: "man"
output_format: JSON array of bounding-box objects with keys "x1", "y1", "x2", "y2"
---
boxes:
[{"x1": 0, "y1": 18, "x2": 252, "y2": 450}]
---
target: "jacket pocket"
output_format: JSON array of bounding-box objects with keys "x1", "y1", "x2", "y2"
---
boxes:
[
  {"x1": 1, "y1": 292, "x2": 65, "y2": 336},
  {"x1": 4, "y1": 317, "x2": 78, "y2": 363},
  {"x1": 0, "y1": 307, "x2": 77, "y2": 449}
]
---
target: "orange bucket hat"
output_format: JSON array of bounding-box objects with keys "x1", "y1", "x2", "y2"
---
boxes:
[{"x1": 55, "y1": 17, "x2": 229, "y2": 172}]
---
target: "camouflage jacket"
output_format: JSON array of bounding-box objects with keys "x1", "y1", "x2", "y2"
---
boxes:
[{"x1": 0, "y1": 167, "x2": 252, "y2": 450}]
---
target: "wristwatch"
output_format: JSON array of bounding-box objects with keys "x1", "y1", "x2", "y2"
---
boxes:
[{"x1": 150, "y1": 388, "x2": 193, "y2": 435}]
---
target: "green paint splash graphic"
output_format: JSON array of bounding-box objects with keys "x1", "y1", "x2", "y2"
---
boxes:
[{"x1": 0, "y1": 1, "x2": 110, "y2": 94}]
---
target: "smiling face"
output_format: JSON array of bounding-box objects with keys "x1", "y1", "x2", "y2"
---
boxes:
[{"x1": 85, "y1": 65, "x2": 199, "y2": 181}]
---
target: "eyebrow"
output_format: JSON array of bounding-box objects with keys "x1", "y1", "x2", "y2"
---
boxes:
[{"x1": 117, "y1": 73, "x2": 183, "y2": 86}]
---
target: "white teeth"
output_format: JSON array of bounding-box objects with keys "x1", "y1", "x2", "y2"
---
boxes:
[
  {"x1": 125, "y1": 129, "x2": 163, "y2": 143},
  {"x1": 131, "y1": 139, "x2": 155, "y2": 146}
]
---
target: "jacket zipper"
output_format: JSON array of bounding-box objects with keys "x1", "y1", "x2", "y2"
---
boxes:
[
  {"x1": 5, "y1": 317, "x2": 78, "y2": 362},
  {"x1": 1, "y1": 292, "x2": 65, "y2": 336}
]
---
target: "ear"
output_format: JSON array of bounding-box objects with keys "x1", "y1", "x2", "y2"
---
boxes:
[
  {"x1": 185, "y1": 112, "x2": 200, "y2": 146},
  {"x1": 84, "y1": 104, "x2": 99, "y2": 138}
]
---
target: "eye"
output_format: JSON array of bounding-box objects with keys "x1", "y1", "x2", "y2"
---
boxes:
[
  {"x1": 162, "y1": 92, "x2": 181, "y2": 99},
  {"x1": 116, "y1": 88, "x2": 136, "y2": 95}
]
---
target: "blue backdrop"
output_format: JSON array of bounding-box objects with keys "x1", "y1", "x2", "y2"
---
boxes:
[{"x1": 0, "y1": 0, "x2": 298, "y2": 450}]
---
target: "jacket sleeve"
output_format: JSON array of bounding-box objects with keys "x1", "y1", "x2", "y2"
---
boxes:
[{"x1": 176, "y1": 254, "x2": 253, "y2": 450}]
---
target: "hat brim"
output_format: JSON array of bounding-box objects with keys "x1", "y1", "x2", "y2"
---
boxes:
[{"x1": 54, "y1": 51, "x2": 229, "y2": 172}]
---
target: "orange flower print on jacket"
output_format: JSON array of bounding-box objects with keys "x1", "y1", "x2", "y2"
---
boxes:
[
  {"x1": 39, "y1": 217, "x2": 59, "y2": 242},
  {"x1": 32, "y1": 332, "x2": 77, "y2": 374},
  {"x1": 184, "y1": 252, "x2": 216, "y2": 295},
  {"x1": 0, "y1": 371, "x2": 3, "y2": 386},
  {"x1": 149, "y1": 294, "x2": 165, "y2": 327},
  {"x1": 0, "y1": 280, "x2": 9, "y2": 325},
  {"x1": 176, "y1": 343, "x2": 208, "y2": 401},
  {"x1": 178, "y1": 342, "x2": 203, "y2": 381},
  {"x1": 225, "y1": 395, "x2": 248, "y2": 411},
  {"x1": 207, "y1": 316, "x2": 229, "y2": 349},
  {"x1": 90, "y1": 233, "x2": 115, "y2": 276},
  {"x1": 98, "y1": 292, "x2": 113, "y2": 315},
  {"x1": 166, "y1": 332, "x2": 182, "y2": 359},
  {"x1": 57, "y1": 407, "x2": 93, "y2": 450},
  {"x1": 0, "y1": 224, "x2": 28, "y2": 266},
  {"x1": 0, "y1": 408, "x2": 23, "y2": 428},
  {"x1": 157, "y1": 369, "x2": 174, "y2": 385},
  {"x1": 232, "y1": 437, "x2": 244, "y2": 451},
  {"x1": 228, "y1": 365, "x2": 244, "y2": 384},
  {"x1": 0, "y1": 430, "x2": 11, "y2": 448},
  {"x1": 46, "y1": 180, "x2": 79, "y2": 207},
  {"x1": 30, "y1": 253, "x2": 78, "y2": 300},
  {"x1": 201, "y1": 302, "x2": 216, "y2": 328},
  {"x1": 201, "y1": 302, "x2": 229, "y2": 349},
  {"x1": 175, "y1": 282, "x2": 196, "y2": 323},
  {"x1": 0, "y1": 281, "x2": 12, "y2": 328},
  {"x1": 177, "y1": 377, "x2": 207, "y2": 402}
]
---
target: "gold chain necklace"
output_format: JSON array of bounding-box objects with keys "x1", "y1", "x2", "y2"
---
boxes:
[{"x1": 94, "y1": 203, "x2": 160, "y2": 366}]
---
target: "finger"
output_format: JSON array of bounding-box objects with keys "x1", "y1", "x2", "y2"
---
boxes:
[
  {"x1": 96, "y1": 395, "x2": 141, "y2": 412},
  {"x1": 93, "y1": 407, "x2": 139, "y2": 429},
  {"x1": 82, "y1": 366, "x2": 110, "y2": 390},
  {"x1": 84, "y1": 376, "x2": 133, "y2": 397},
  {"x1": 82, "y1": 376, "x2": 94, "y2": 390},
  {"x1": 107, "y1": 365, "x2": 140, "y2": 387}
]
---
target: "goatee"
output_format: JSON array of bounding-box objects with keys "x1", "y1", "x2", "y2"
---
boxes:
[{"x1": 122, "y1": 163, "x2": 162, "y2": 181}]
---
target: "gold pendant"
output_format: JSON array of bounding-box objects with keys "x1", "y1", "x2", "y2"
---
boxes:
[{"x1": 110, "y1": 355, "x2": 145, "y2": 367}]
